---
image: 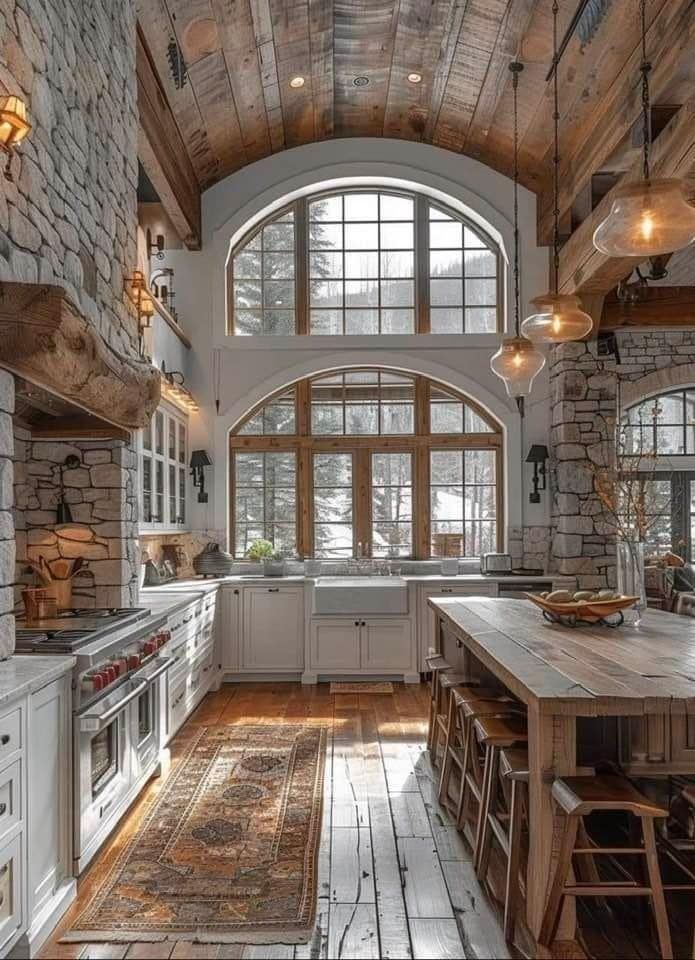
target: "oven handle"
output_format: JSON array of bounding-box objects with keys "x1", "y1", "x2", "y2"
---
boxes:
[
  {"x1": 135, "y1": 657, "x2": 173, "y2": 685},
  {"x1": 79, "y1": 680, "x2": 148, "y2": 732}
]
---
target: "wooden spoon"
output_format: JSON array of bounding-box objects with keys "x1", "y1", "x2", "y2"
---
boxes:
[{"x1": 50, "y1": 559, "x2": 71, "y2": 580}]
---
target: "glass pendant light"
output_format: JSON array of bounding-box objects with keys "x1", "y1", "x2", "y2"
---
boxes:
[
  {"x1": 520, "y1": 1, "x2": 593, "y2": 344},
  {"x1": 490, "y1": 61, "x2": 545, "y2": 412},
  {"x1": 593, "y1": 0, "x2": 695, "y2": 256}
]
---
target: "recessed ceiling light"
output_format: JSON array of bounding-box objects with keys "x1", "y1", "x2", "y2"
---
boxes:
[
  {"x1": 407, "y1": 72, "x2": 422, "y2": 84},
  {"x1": 289, "y1": 76, "x2": 305, "y2": 88},
  {"x1": 353, "y1": 76, "x2": 369, "y2": 87}
]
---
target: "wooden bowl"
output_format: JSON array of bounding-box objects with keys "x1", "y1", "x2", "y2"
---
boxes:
[{"x1": 525, "y1": 593, "x2": 640, "y2": 624}]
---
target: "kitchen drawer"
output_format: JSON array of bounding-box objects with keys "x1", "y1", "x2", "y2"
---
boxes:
[
  {"x1": 0, "y1": 707, "x2": 22, "y2": 769},
  {"x1": 0, "y1": 760, "x2": 21, "y2": 847},
  {"x1": 0, "y1": 832, "x2": 23, "y2": 954}
]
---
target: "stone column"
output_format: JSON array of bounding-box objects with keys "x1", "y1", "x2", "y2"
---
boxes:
[{"x1": 549, "y1": 342, "x2": 617, "y2": 589}]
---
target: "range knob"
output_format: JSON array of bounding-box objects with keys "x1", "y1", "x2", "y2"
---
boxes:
[
  {"x1": 104, "y1": 665, "x2": 117, "y2": 684},
  {"x1": 142, "y1": 638, "x2": 157, "y2": 656},
  {"x1": 127, "y1": 653, "x2": 141, "y2": 670}
]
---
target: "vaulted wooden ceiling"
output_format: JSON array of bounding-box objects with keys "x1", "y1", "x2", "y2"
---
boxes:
[{"x1": 136, "y1": 0, "x2": 695, "y2": 302}]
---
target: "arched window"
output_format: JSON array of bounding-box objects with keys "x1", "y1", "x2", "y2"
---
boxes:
[
  {"x1": 623, "y1": 389, "x2": 695, "y2": 456},
  {"x1": 228, "y1": 189, "x2": 502, "y2": 336},
  {"x1": 230, "y1": 369, "x2": 502, "y2": 559}
]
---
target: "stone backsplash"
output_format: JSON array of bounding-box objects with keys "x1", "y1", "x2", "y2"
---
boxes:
[{"x1": 14, "y1": 430, "x2": 139, "y2": 608}]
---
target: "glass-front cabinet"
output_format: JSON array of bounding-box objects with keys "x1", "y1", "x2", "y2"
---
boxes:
[{"x1": 138, "y1": 402, "x2": 189, "y2": 532}]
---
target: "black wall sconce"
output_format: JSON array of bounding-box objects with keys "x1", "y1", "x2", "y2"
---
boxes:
[
  {"x1": 525, "y1": 444, "x2": 549, "y2": 504},
  {"x1": 147, "y1": 230, "x2": 166, "y2": 261},
  {"x1": 190, "y1": 450, "x2": 212, "y2": 503},
  {"x1": 56, "y1": 454, "x2": 81, "y2": 525}
]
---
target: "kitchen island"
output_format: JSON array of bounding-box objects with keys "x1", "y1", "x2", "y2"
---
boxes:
[{"x1": 429, "y1": 595, "x2": 695, "y2": 953}]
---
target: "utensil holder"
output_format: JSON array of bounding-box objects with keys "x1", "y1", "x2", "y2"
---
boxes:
[{"x1": 46, "y1": 578, "x2": 73, "y2": 611}]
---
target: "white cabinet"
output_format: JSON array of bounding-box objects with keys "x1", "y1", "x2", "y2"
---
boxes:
[
  {"x1": 242, "y1": 586, "x2": 304, "y2": 672},
  {"x1": 307, "y1": 616, "x2": 415, "y2": 679},
  {"x1": 166, "y1": 591, "x2": 219, "y2": 739},
  {"x1": 310, "y1": 619, "x2": 361, "y2": 671},
  {"x1": 138, "y1": 400, "x2": 189, "y2": 533},
  {"x1": 219, "y1": 587, "x2": 241, "y2": 672},
  {"x1": 0, "y1": 833, "x2": 23, "y2": 955},
  {"x1": 22, "y1": 675, "x2": 74, "y2": 955},
  {"x1": 361, "y1": 619, "x2": 413, "y2": 671}
]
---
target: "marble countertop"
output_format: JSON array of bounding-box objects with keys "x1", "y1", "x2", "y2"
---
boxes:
[
  {"x1": 0, "y1": 654, "x2": 75, "y2": 708},
  {"x1": 141, "y1": 572, "x2": 571, "y2": 591}
]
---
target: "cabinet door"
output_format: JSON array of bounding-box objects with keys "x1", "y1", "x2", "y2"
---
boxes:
[
  {"x1": 310, "y1": 620, "x2": 360, "y2": 670},
  {"x1": 419, "y1": 583, "x2": 496, "y2": 668},
  {"x1": 0, "y1": 833, "x2": 23, "y2": 955},
  {"x1": 242, "y1": 587, "x2": 304, "y2": 671},
  {"x1": 28, "y1": 676, "x2": 71, "y2": 923},
  {"x1": 361, "y1": 618, "x2": 412, "y2": 671},
  {"x1": 220, "y1": 588, "x2": 241, "y2": 672}
]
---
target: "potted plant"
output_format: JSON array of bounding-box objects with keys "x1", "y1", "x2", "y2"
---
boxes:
[{"x1": 246, "y1": 539, "x2": 285, "y2": 577}]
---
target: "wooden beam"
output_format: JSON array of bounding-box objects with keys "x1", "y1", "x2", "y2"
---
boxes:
[
  {"x1": 537, "y1": 0, "x2": 694, "y2": 244},
  {"x1": 250, "y1": 0, "x2": 287, "y2": 151},
  {"x1": 558, "y1": 96, "x2": 695, "y2": 296},
  {"x1": 0, "y1": 283, "x2": 160, "y2": 430},
  {"x1": 271, "y1": 0, "x2": 318, "y2": 147},
  {"x1": 135, "y1": 0, "x2": 218, "y2": 186},
  {"x1": 136, "y1": 25, "x2": 202, "y2": 250},
  {"x1": 601, "y1": 286, "x2": 695, "y2": 330},
  {"x1": 309, "y1": 0, "x2": 335, "y2": 141}
]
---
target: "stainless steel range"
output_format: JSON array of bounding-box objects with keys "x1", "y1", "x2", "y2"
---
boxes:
[{"x1": 16, "y1": 606, "x2": 174, "y2": 873}]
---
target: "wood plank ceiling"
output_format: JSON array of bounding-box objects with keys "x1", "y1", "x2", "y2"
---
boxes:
[{"x1": 137, "y1": 0, "x2": 695, "y2": 296}]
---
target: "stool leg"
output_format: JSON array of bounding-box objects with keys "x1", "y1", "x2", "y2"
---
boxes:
[
  {"x1": 642, "y1": 817, "x2": 673, "y2": 960},
  {"x1": 473, "y1": 743, "x2": 495, "y2": 873},
  {"x1": 455, "y1": 713, "x2": 472, "y2": 828},
  {"x1": 538, "y1": 815, "x2": 579, "y2": 948},
  {"x1": 426, "y1": 674, "x2": 438, "y2": 752},
  {"x1": 503, "y1": 778, "x2": 524, "y2": 943},
  {"x1": 476, "y1": 745, "x2": 501, "y2": 880},
  {"x1": 437, "y1": 692, "x2": 457, "y2": 806}
]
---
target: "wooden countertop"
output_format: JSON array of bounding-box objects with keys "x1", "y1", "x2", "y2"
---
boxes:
[{"x1": 429, "y1": 596, "x2": 695, "y2": 716}]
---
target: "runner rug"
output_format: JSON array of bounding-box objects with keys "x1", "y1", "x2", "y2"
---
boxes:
[
  {"x1": 64, "y1": 723, "x2": 327, "y2": 944},
  {"x1": 330, "y1": 681, "x2": 394, "y2": 694}
]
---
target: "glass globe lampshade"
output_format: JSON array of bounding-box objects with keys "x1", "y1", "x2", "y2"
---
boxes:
[
  {"x1": 0, "y1": 95, "x2": 30, "y2": 149},
  {"x1": 520, "y1": 293, "x2": 593, "y2": 344},
  {"x1": 490, "y1": 336, "x2": 546, "y2": 398},
  {"x1": 593, "y1": 179, "x2": 695, "y2": 257}
]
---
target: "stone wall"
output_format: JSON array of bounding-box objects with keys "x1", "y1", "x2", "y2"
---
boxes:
[
  {"x1": 548, "y1": 330, "x2": 695, "y2": 589},
  {"x1": 0, "y1": 0, "x2": 139, "y2": 356},
  {"x1": 14, "y1": 430, "x2": 139, "y2": 607},
  {"x1": 0, "y1": 373, "x2": 13, "y2": 654}
]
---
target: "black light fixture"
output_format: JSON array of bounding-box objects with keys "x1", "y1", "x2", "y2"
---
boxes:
[
  {"x1": 525, "y1": 445, "x2": 549, "y2": 504},
  {"x1": 56, "y1": 454, "x2": 81, "y2": 525},
  {"x1": 190, "y1": 450, "x2": 212, "y2": 503}
]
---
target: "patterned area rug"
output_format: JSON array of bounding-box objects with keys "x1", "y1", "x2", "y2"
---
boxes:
[
  {"x1": 330, "y1": 681, "x2": 394, "y2": 694},
  {"x1": 64, "y1": 723, "x2": 327, "y2": 944}
]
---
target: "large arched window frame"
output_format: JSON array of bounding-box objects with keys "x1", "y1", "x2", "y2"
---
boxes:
[
  {"x1": 227, "y1": 187, "x2": 504, "y2": 336},
  {"x1": 229, "y1": 368, "x2": 503, "y2": 559}
]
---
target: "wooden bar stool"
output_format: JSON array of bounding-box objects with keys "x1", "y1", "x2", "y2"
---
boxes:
[
  {"x1": 424, "y1": 653, "x2": 467, "y2": 762},
  {"x1": 472, "y1": 714, "x2": 528, "y2": 876},
  {"x1": 477, "y1": 746, "x2": 529, "y2": 942},
  {"x1": 437, "y1": 684, "x2": 514, "y2": 810},
  {"x1": 539, "y1": 775, "x2": 672, "y2": 959}
]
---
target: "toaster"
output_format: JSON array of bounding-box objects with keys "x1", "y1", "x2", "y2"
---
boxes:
[{"x1": 480, "y1": 552, "x2": 513, "y2": 574}]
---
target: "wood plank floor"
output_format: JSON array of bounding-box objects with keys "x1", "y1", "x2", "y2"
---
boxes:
[{"x1": 39, "y1": 682, "x2": 684, "y2": 960}]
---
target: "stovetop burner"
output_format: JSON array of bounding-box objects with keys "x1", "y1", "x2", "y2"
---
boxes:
[{"x1": 15, "y1": 607, "x2": 151, "y2": 652}]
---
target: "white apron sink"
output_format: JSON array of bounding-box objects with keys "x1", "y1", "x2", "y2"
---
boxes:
[{"x1": 313, "y1": 577, "x2": 408, "y2": 615}]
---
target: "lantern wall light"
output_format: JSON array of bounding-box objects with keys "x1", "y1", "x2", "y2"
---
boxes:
[{"x1": 0, "y1": 95, "x2": 31, "y2": 181}]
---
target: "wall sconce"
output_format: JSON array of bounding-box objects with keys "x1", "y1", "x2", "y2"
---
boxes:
[
  {"x1": 150, "y1": 267, "x2": 178, "y2": 320},
  {"x1": 525, "y1": 444, "x2": 549, "y2": 504},
  {"x1": 190, "y1": 450, "x2": 212, "y2": 503},
  {"x1": 147, "y1": 229, "x2": 165, "y2": 260},
  {"x1": 125, "y1": 271, "x2": 156, "y2": 348},
  {"x1": 56, "y1": 454, "x2": 81, "y2": 526},
  {"x1": 0, "y1": 95, "x2": 31, "y2": 181},
  {"x1": 160, "y1": 362, "x2": 199, "y2": 413}
]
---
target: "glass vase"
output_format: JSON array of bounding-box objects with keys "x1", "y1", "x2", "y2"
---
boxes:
[{"x1": 616, "y1": 539, "x2": 647, "y2": 625}]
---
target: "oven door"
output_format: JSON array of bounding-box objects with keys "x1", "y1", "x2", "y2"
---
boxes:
[
  {"x1": 131, "y1": 657, "x2": 172, "y2": 780},
  {"x1": 74, "y1": 679, "x2": 145, "y2": 871}
]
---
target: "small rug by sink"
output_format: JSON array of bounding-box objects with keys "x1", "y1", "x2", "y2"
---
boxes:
[
  {"x1": 63, "y1": 723, "x2": 327, "y2": 945},
  {"x1": 330, "y1": 681, "x2": 394, "y2": 694}
]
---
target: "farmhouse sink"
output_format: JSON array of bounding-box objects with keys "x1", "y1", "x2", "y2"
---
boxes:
[{"x1": 313, "y1": 576, "x2": 408, "y2": 615}]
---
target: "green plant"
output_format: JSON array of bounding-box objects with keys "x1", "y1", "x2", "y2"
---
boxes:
[{"x1": 246, "y1": 538, "x2": 275, "y2": 561}]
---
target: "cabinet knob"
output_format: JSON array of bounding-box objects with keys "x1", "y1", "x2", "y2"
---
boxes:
[
  {"x1": 234, "y1": 589, "x2": 239, "y2": 595},
  {"x1": 0, "y1": 734, "x2": 10, "y2": 746},
  {"x1": 354, "y1": 620, "x2": 359, "y2": 627},
  {"x1": 268, "y1": 587, "x2": 280, "y2": 593}
]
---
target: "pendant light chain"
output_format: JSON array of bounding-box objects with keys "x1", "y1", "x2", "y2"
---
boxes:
[
  {"x1": 511, "y1": 60, "x2": 523, "y2": 339},
  {"x1": 639, "y1": 0, "x2": 652, "y2": 182},
  {"x1": 552, "y1": 0, "x2": 560, "y2": 296}
]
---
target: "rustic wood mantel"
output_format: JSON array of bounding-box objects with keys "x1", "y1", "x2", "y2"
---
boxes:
[
  {"x1": 0, "y1": 282, "x2": 160, "y2": 429},
  {"x1": 429, "y1": 596, "x2": 695, "y2": 954}
]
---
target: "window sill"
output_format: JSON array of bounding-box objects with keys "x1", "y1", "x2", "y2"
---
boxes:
[{"x1": 220, "y1": 333, "x2": 503, "y2": 351}]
